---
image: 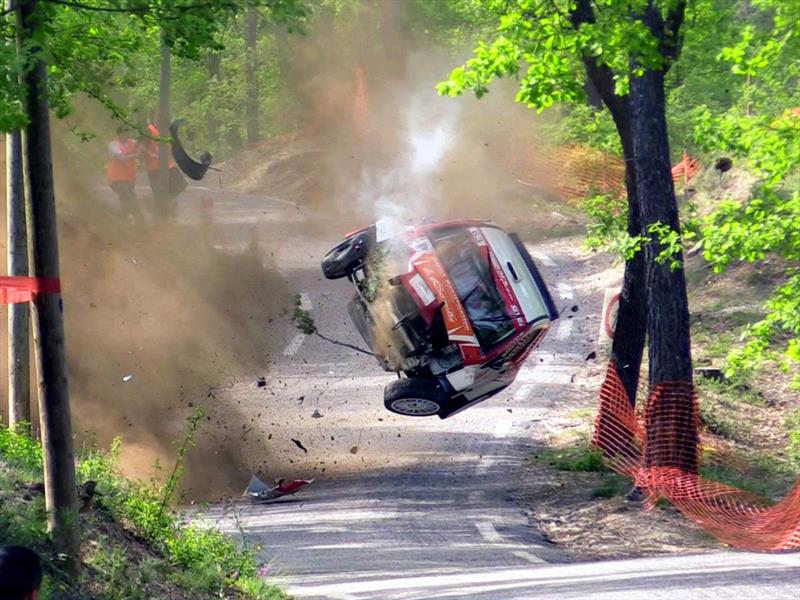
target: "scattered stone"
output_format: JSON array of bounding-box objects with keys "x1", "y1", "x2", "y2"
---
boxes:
[
  {"x1": 311, "y1": 409, "x2": 323, "y2": 418},
  {"x1": 694, "y1": 367, "x2": 725, "y2": 382},
  {"x1": 256, "y1": 377, "x2": 266, "y2": 388},
  {"x1": 349, "y1": 446, "x2": 359, "y2": 454}
]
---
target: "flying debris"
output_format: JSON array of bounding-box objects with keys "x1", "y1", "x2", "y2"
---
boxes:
[
  {"x1": 291, "y1": 438, "x2": 308, "y2": 453},
  {"x1": 243, "y1": 475, "x2": 313, "y2": 503},
  {"x1": 170, "y1": 118, "x2": 214, "y2": 181}
]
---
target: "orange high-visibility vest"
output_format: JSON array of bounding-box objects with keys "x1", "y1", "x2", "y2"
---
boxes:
[
  {"x1": 107, "y1": 138, "x2": 138, "y2": 185},
  {"x1": 146, "y1": 123, "x2": 174, "y2": 172}
]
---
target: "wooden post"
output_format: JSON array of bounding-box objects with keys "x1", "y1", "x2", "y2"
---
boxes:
[
  {"x1": 5, "y1": 0, "x2": 30, "y2": 430},
  {"x1": 18, "y1": 0, "x2": 80, "y2": 576}
]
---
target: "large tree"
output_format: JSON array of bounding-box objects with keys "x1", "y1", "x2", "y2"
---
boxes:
[{"x1": 438, "y1": 0, "x2": 697, "y2": 469}]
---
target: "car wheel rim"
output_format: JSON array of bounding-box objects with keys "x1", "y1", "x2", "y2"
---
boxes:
[{"x1": 391, "y1": 398, "x2": 440, "y2": 416}]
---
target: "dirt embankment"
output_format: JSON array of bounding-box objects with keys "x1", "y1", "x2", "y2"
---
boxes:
[{"x1": 0, "y1": 145, "x2": 291, "y2": 498}]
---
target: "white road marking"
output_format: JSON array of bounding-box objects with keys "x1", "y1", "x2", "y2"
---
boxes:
[
  {"x1": 299, "y1": 292, "x2": 312, "y2": 311},
  {"x1": 511, "y1": 550, "x2": 547, "y2": 564},
  {"x1": 475, "y1": 456, "x2": 496, "y2": 476},
  {"x1": 556, "y1": 317, "x2": 574, "y2": 340},
  {"x1": 516, "y1": 366, "x2": 576, "y2": 385},
  {"x1": 493, "y1": 419, "x2": 513, "y2": 438},
  {"x1": 475, "y1": 521, "x2": 503, "y2": 543},
  {"x1": 282, "y1": 334, "x2": 306, "y2": 357},
  {"x1": 282, "y1": 294, "x2": 313, "y2": 356},
  {"x1": 557, "y1": 282, "x2": 575, "y2": 300},
  {"x1": 513, "y1": 383, "x2": 534, "y2": 403},
  {"x1": 527, "y1": 249, "x2": 556, "y2": 267}
]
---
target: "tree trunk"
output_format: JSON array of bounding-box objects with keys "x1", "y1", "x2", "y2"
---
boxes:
[
  {"x1": 6, "y1": 128, "x2": 31, "y2": 429},
  {"x1": 18, "y1": 0, "x2": 80, "y2": 575},
  {"x1": 629, "y1": 7, "x2": 697, "y2": 472},
  {"x1": 6, "y1": 0, "x2": 31, "y2": 429},
  {"x1": 610, "y1": 130, "x2": 648, "y2": 407},
  {"x1": 158, "y1": 33, "x2": 171, "y2": 211},
  {"x1": 245, "y1": 5, "x2": 260, "y2": 144},
  {"x1": 580, "y1": 56, "x2": 648, "y2": 408},
  {"x1": 206, "y1": 51, "x2": 221, "y2": 146}
]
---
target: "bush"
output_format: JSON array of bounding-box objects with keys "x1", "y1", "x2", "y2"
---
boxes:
[{"x1": 1, "y1": 416, "x2": 290, "y2": 600}]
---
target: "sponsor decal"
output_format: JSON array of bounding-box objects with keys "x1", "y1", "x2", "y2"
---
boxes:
[
  {"x1": 409, "y1": 273, "x2": 436, "y2": 306},
  {"x1": 411, "y1": 239, "x2": 481, "y2": 362}
]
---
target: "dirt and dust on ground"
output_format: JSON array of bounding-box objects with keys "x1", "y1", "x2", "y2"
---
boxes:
[
  {"x1": 508, "y1": 237, "x2": 720, "y2": 561},
  {"x1": 0, "y1": 128, "x2": 292, "y2": 498}
]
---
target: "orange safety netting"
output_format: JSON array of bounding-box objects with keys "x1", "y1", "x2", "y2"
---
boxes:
[
  {"x1": 592, "y1": 361, "x2": 800, "y2": 552},
  {"x1": 671, "y1": 151, "x2": 702, "y2": 185},
  {"x1": 514, "y1": 146, "x2": 701, "y2": 202}
]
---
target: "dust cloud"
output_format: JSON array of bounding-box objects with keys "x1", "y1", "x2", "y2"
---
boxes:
[
  {"x1": 1, "y1": 126, "x2": 291, "y2": 496},
  {"x1": 0, "y1": 1, "x2": 578, "y2": 500},
  {"x1": 227, "y1": 1, "x2": 575, "y2": 237}
]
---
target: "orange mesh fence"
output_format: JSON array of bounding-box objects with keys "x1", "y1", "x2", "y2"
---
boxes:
[
  {"x1": 671, "y1": 151, "x2": 702, "y2": 185},
  {"x1": 515, "y1": 145, "x2": 701, "y2": 202},
  {"x1": 592, "y1": 362, "x2": 800, "y2": 551}
]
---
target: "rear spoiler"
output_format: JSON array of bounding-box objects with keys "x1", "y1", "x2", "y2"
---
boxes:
[{"x1": 509, "y1": 233, "x2": 559, "y2": 321}]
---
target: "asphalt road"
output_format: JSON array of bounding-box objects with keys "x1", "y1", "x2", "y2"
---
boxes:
[{"x1": 185, "y1": 189, "x2": 800, "y2": 600}]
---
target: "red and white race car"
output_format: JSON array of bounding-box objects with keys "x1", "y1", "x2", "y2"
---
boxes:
[{"x1": 321, "y1": 220, "x2": 558, "y2": 418}]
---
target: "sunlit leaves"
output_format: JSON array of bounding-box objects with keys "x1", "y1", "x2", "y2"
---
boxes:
[
  {"x1": 695, "y1": 0, "x2": 800, "y2": 382},
  {"x1": 437, "y1": 0, "x2": 678, "y2": 111}
]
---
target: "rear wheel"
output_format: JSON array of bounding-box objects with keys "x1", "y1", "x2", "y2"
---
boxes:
[
  {"x1": 384, "y1": 378, "x2": 448, "y2": 417},
  {"x1": 321, "y1": 231, "x2": 373, "y2": 279}
]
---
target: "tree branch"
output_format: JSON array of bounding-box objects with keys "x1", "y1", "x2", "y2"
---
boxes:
[
  {"x1": 568, "y1": 0, "x2": 629, "y2": 121},
  {"x1": 662, "y1": 0, "x2": 687, "y2": 71}
]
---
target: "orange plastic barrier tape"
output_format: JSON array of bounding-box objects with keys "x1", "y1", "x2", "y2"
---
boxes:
[
  {"x1": 592, "y1": 362, "x2": 800, "y2": 551},
  {"x1": 0, "y1": 276, "x2": 61, "y2": 304}
]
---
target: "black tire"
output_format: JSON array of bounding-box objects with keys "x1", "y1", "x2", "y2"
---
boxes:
[
  {"x1": 321, "y1": 234, "x2": 369, "y2": 279},
  {"x1": 384, "y1": 378, "x2": 448, "y2": 417}
]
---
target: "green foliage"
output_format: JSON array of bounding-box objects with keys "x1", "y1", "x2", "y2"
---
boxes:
[
  {"x1": 437, "y1": 0, "x2": 676, "y2": 109},
  {"x1": 0, "y1": 423, "x2": 43, "y2": 472},
  {"x1": 690, "y1": 0, "x2": 800, "y2": 383},
  {"x1": 2, "y1": 416, "x2": 287, "y2": 599},
  {"x1": 590, "y1": 473, "x2": 630, "y2": 499},
  {"x1": 531, "y1": 437, "x2": 609, "y2": 472},
  {"x1": 785, "y1": 409, "x2": 800, "y2": 468},
  {"x1": 583, "y1": 198, "x2": 696, "y2": 269},
  {"x1": 582, "y1": 193, "x2": 647, "y2": 259},
  {"x1": 546, "y1": 104, "x2": 622, "y2": 155},
  {"x1": 648, "y1": 222, "x2": 696, "y2": 271},
  {"x1": 291, "y1": 293, "x2": 316, "y2": 334},
  {"x1": 1, "y1": 0, "x2": 310, "y2": 146}
]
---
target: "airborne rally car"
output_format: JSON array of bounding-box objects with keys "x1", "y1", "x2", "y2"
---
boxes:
[{"x1": 322, "y1": 220, "x2": 558, "y2": 418}]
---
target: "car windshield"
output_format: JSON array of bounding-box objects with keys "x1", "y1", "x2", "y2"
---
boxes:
[{"x1": 429, "y1": 228, "x2": 515, "y2": 349}]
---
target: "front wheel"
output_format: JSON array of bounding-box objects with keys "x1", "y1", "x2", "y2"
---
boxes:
[{"x1": 384, "y1": 378, "x2": 448, "y2": 417}]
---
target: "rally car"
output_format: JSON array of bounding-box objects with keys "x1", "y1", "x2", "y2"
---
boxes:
[{"x1": 321, "y1": 220, "x2": 558, "y2": 418}]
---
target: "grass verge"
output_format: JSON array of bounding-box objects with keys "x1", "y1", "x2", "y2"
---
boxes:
[{"x1": 0, "y1": 419, "x2": 289, "y2": 600}]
